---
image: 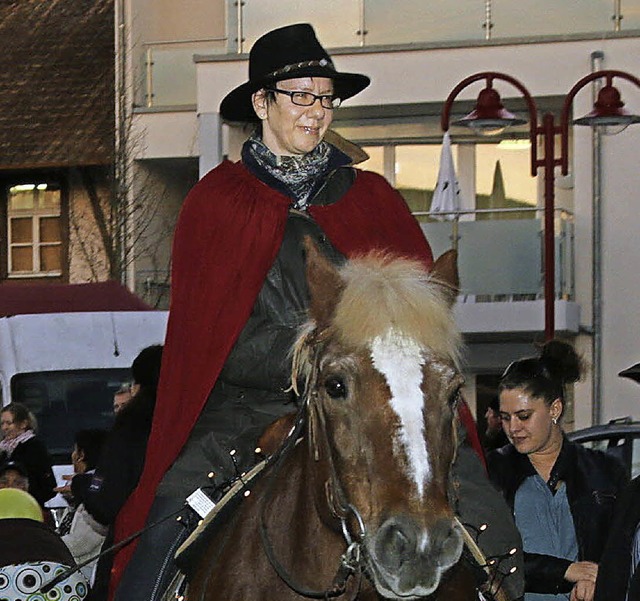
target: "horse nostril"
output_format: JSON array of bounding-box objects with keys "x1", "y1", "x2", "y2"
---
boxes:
[
  {"x1": 375, "y1": 520, "x2": 412, "y2": 571},
  {"x1": 431, "y1": 518, "x2": 463, "y2": 567}
]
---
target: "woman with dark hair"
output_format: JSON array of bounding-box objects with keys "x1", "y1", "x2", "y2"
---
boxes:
[
  {"x1": 488, "y1": 340, "x2": 627, "y2": 601},
  {"x1": 0, "y1": 402, "x2": 55, "y2": 507}
]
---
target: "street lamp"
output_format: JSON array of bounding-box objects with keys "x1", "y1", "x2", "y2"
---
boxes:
[{"x1": 441, "y1": 70, "x2": 640, "y2": 341}]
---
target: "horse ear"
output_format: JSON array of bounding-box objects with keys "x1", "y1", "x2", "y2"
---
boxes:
[
  {"x1": 303, "y1": 236, "x2": 344, "y2": 327},
  {"x1": 431, "y1": 249, "x2": 459, "y2": 307}
]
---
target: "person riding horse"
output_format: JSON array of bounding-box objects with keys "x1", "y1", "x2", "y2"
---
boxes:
[{"x1": 111, "y1": 23, "x2": 524, "y2": 601}]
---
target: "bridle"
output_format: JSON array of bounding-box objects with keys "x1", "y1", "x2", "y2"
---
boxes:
[{"x1": 259, "y1": 333, "x2": 367, "y2": 599}]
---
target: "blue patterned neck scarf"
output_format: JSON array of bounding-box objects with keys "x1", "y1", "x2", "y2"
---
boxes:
[{"x1": 245, "y1": 134, "x2": 332, "y2": 210}]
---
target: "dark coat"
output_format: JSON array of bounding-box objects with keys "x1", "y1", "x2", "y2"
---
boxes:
[
  {"x1": 488, "y1": 437, "x2": 627, "y2": 595},
  {"x1": 4, "y1": 436, "x2": 56, "y2": 506},
  {"x1": 594, "y1": 475, "x2": 640, "y2": 601},
  {"x1": 71, "y1": 387, "x2": 156, "y2": 601},
  {"x1": 72, "y1": 387, "x2": 155, "y2": 526}
]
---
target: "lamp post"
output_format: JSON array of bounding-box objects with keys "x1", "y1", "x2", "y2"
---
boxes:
[{"x1": 441, "y1": 70, "x2": 640, "y2": 341}]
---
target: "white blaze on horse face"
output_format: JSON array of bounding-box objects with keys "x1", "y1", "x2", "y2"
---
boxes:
[{"x1": 370, "y1": 329, "x2": 430, "y2": 498}]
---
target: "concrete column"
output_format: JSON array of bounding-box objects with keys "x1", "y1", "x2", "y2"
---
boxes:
[{"x1": 198, "y1": 112, "x2": 223, "y2": 178}]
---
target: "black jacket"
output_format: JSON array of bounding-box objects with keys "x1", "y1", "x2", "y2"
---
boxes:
[
  {"x1": 487, "y1": 437, "x2": 626, "y2": 595},
  {"x1": 72, "y1": 388, "x2": 155, "y2": 526},
  {"x1": 594, "y1": 475, "x2": 640, "y2": 601},
  {"x1": 2, "y1": 436, "x2": 56, "y2": 506}
]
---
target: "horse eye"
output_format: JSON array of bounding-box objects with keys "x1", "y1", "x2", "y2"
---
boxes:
[
  {"x1": 324, "y1": 376, "x2": 348, "y2": 399},
  {"x1": 449, "y1": 389, "x2": 461, "y2": 408}
]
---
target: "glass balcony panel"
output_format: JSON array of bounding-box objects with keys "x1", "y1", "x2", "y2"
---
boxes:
[
  {"x1": 556, "y1": 215, "x2": 575, "y2": 300},
  {"x1": 624, "y1": 2, "x2": 640, "y2": 28},
  {"x1": 144, "y1": 44, "x2": 225, "y2": 107},
  {"x1": 240, "y1": 0, "x2": 629, "y2": 48},
  {"x1": 364, "y1": 0, "x2": 485, "y2": 45},
  {"x1": 419, "y1": 210, "x2": 574, "y2": 299},
  {"x1": 497, "y1": 0, "x2": 615, "y2": 38},
  {"x1": 422, "y1": 217, "x2": 542, "y2": 297},
  {"x1": 242, "y1": 1, "x2": 361, "y2": 50}
]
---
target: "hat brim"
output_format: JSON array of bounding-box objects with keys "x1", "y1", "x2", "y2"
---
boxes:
[{"x1": 220, "y1": 68, "x2": 370, "y2": 123}]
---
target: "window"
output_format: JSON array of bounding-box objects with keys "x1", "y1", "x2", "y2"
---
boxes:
[
  {"x1": 358, "y1": 141, "x2": 537, "y2": 215},
  {"x1": 13, "y1": 368, "x2": 129, "y2": 463},
  {"x1": 7, "y1": 182, "x2": 63, "y2": 277}
]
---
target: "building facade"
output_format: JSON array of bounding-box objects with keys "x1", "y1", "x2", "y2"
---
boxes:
[
  {"x1": 0, "y1": 0, "x2": 117, "y2": 285},
  {"x1": 120, "y1": 0, "x2": 640, "y2": 427}
]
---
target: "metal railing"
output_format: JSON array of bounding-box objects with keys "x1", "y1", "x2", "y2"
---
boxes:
[
  {"x1": 139, "y1": 37, "x2": 227, "y2": 107},
  {"x1": 412, "y1": 207, "x2": 575, "y2": 301},
  {"x1": 131, "y1": 208, "x2": 573, "y2": 306},
  {"x1": 138, "y1": 0, "x2": 640, "y2": 107}
]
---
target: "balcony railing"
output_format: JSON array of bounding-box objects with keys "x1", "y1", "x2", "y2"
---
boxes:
[
  {"x1": 413, "y1": 207, "x2": 574, "y2": 301},
  {"x1": 132, "y1": 208, "x2": 573, "y2": 310},
  {"x1": 138, "y1": 0, "x2": 640, "y2": 108}
]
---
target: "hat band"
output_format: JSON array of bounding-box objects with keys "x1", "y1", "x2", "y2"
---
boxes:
[{"x1": 267, "y1": 58, "x2": 335, "y2": 80}]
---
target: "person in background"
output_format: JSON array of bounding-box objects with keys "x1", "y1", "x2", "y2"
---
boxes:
[
  {"x1": 57, "y1": 429, "x2": 108, "y2": 585},
  {"x1": 71, "y1": 344, "x2": 163, "y2": 600},
  {"x1": 0, "y1": 402, "x2": 56, "y2": 508},
  {"x1": 488, "y1": 340, "x2": 627, "y2": 601},
  {"x1": 484, "y1": 396, "x2": 509, "y2": 452},
  {"x1": 0, "y1": 460, "x2": 29, "y2": 492},
  {"x1": 112, "y1": 384, "x2": 132, "y2": 415},
  {"x1": 0, "y1": 488, "x2": 89, "y2": 600},
  {"x1": 592, "y1": 361, "x2": 640, "y2": 601}
]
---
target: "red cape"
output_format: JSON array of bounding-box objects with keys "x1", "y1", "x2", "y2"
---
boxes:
[{"x1": 111, "y1": 160, "x2": 479, "y2": 593}]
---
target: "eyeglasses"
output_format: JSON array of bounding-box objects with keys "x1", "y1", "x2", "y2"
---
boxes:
[{"x1": 266, "y1": 88, "x2": 341, "y2": 110}]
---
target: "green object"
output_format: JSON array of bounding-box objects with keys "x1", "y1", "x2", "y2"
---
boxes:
[{"x1": 0, "y1": 488, "x2": 43, "y2": 521}]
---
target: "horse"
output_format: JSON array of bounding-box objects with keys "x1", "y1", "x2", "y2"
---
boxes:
[{"x1": 184, "y1": 241, "x2": 490, "y2": 601}]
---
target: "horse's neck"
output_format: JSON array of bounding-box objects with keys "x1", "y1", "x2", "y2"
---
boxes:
[
  {"x1": 267, "y1": 439, "x2": 341, "y2": 533},
  {"x1": 260, "y1": 439, "x2": 347, "y2": 562}
]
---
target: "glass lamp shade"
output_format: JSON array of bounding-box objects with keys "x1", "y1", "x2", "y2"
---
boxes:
[
  {"x1": 573, "y1": 84, "x2": 640, "y2": 128},
  {"x1": 452, "y1": 87, "x2": 526, "y2": 136}
]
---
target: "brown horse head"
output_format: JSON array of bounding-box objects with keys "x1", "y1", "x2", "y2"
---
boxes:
[{"x1": 294, "y1": 240, "x2": 464, "y2": 600}]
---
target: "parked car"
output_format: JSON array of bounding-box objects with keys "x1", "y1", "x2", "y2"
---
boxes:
[{"x1": 568, "y1": 417, "x2": 640, "y2": 479}]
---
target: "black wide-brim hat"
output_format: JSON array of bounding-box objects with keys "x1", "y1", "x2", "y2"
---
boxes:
[{"x1": 220, "y1": 23, "x2": 370, "y2": 123}]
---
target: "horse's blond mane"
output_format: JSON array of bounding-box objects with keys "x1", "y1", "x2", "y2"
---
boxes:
[
  {"x1": 291, "y1": 252, "x2": 461, "y2": 393},
  {"x1": 334, "y1": 252, "x2": 461, "y2": 362}
]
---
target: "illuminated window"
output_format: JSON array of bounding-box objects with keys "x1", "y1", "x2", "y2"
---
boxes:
[{"x1": 7, "y1": 183, "x2": 62, "y2": 276}]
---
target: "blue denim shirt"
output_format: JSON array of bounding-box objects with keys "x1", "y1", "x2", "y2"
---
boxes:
[{"x1": 515, "y1": 475, "x2": 578, "y2": 601}]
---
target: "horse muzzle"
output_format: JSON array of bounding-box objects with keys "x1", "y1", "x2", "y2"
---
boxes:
[{"x1": 364, "y1": 515, "x2": 464, "y2": 600}]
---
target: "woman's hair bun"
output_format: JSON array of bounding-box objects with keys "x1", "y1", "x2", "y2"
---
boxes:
[{"x1": 540, "y1": 339, "x2": 583, "y2": 384}]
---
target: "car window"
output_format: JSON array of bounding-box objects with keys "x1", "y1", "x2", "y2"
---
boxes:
[{"x1": 11, "y1": 369, "x2": 128, "y2": 463}]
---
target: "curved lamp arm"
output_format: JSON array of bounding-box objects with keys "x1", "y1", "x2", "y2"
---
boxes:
[
  {"x1": 441, "y1": 72, "x2": 540, "y2": 176},
  {"x1": 560, "y1": 70, "x2": 640, "y2": 175}
]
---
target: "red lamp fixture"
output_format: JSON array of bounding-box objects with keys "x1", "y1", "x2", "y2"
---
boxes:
[{"x1": 441, "y1": 70, "x2": 640, "y2": 342}]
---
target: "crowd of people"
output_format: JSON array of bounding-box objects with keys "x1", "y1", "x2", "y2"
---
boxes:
[
  {"x1": 1, "y1": 21, "x2": 640, "y2": 601},
  {"x1": 0, "y1": 344, "x2": 163, "y2": 600}
]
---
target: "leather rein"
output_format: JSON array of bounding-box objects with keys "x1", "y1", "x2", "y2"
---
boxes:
[{"x1": 258, "y1": 336, "x2": 367, "y2": 599}]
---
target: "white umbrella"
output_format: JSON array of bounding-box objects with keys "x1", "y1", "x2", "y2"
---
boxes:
[{"x1": 430, "y1": 131, "x2": 461, "y2": 221}]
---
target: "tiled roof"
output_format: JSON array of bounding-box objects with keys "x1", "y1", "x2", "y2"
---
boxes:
[{"x1": 0, "y1": 0, "x2": 115, "y2": 169}]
